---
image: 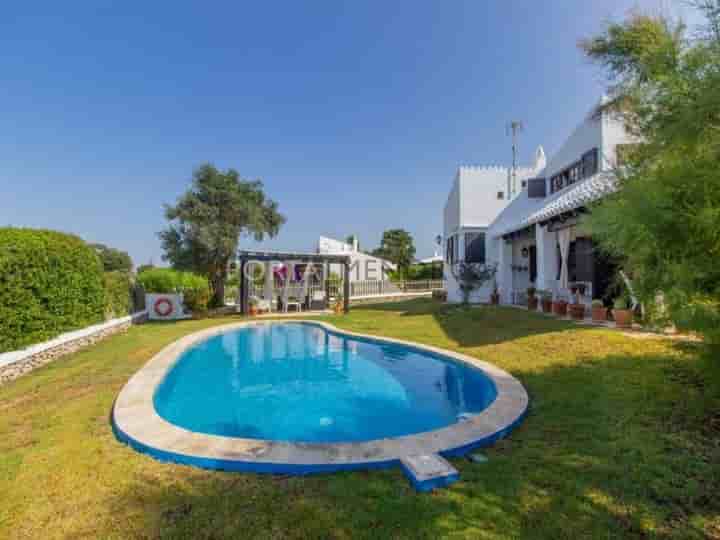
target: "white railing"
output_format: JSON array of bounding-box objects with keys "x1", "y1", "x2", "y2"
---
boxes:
[
  {"x1": 247, "y1": 279, "x2": 444, "y2": 302},
  {"x1": 394, "y1": 279, "x2": 444, "y2": 292},
  {"x1": 350, "y1": 280, "x2": 401, "y2": 297}
]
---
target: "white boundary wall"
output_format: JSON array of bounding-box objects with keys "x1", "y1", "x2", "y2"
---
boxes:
[{"x1": 0, "y1": 311, "x2": 147, "y2": 370}]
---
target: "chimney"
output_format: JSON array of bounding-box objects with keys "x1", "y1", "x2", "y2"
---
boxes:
[{"x1": 352, "y1": 235, "x2": 359, "y2": 252}]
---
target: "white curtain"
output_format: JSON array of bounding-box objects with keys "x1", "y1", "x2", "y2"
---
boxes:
[
  {"x1": 281, "y1": 263, "x2": 291, "y2": 308},
  {"x1": 558, "y1": 228, "x2": 571, "y2": 290}
]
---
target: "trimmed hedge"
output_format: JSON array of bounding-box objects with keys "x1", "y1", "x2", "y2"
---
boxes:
[
  {"x1": 137, "y1": 268, "x2": 209, "y2": 313},
  {"x1": 0, "y1": 228, "x2": 106, "y2": 353},
  {"x1": 103, "y1": 271, "x2": 132, "y2": 319}
]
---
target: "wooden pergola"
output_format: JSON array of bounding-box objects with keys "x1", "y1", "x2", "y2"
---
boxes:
[{"x1": 236, "y1": 250, "x2": 352, "y2": 315}]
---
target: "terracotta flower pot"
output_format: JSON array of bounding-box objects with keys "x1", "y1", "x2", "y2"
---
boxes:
[
  {"x1": 569, "y1": 303, "x2": 586, "y2": 320},
  {"x1": 541, "y1": 298, "x2": 553, "y2": 313},
  {"x1": 591, "y1": 307, "x2": 608, "y2": 322},
  {"x1": 552, "y1": 301, "x2": 568, "y2": 316},
  {"x1": 527, "y1": 297, "x2": 538, "y2": 311},
  {"x1": 490, "y1": 293, "x2": 500, "y2": 305},
  {"x1": 249, "y1": 306, "x2": 258, "y2": 317},
  {"x1": 614, "y1": 309, "x2": 633, "y2": 328}
]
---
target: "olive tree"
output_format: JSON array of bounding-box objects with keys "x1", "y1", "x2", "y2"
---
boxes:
[{"x1": 159, "y1": 164, "x2": 285, "y2": 307}]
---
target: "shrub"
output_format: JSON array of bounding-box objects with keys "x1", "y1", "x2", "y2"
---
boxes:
[
  {"x1": 0, "y1": 228, "x2": 106, "y2": 352},
  {"x1": 103, "y1": 271, "x2": 132, "y2": 318},
  {"x1": 136, "y1": 268, "x2": 209, "y2": 313},
  {"x1": 136, "y1": 268, "x2": 180, "y2": 293},
  {"x1": 179, "y1": 273, "x2": 210, "y2": 314}
]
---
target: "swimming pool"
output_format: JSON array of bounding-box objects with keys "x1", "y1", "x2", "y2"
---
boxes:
[
  {"x1": 154, "y1": 323, "x2": 498, "y2": 443},
  {"x1": 113, "y1": 321, "x2": 528, "y2": 490}
]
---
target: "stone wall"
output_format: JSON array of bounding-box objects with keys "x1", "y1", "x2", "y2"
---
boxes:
[{"x1": 0, "y1": 312, "x2": 147, "y2": 387}]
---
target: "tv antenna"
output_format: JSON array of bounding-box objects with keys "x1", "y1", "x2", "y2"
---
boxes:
[{"x1": 506, "y1": 120, "x2": 524, "y2": 198}]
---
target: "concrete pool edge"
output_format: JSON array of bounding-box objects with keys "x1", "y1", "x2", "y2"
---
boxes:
[{"x1": 112, "y1": 320, "x2": 529, "y2": 480}]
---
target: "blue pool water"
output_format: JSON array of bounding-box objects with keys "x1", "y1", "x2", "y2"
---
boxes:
[{"x1": 154, "y1": 323, "x2": 497, "y2": 443}]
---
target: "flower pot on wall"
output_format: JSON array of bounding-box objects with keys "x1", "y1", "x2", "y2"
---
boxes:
[
  {"x1": 527, "y1": 297, "x2": 538, "y2": 311},
  {"x1": 591, "y1": 307, "x2": 608, "y2": 322},
  {"x1": 569, "y1": 303, "x2": 586, "y2": 320},
  {"x1": 552, "y1": 300, "x2": 568, "y2": 316},
  {"x1": 541, "y1": 298, "x2": 553, "y2": 313},
  {"x1": 614, "y1": 309, "x2": 633, "y2": 329}
]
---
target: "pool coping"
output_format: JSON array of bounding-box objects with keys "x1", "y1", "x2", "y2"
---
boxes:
[{"x1": 112, "y1": 320, "x2": 529, "y2": 474}]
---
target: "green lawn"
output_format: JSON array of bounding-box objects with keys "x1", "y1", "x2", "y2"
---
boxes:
[{"x1": 1, "y1": 299, "x2": 718, "y2": 539}]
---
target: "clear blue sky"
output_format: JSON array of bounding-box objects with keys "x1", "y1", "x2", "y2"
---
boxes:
[{"x1": 1, "y1": 1, "x2": 694, "y2": 265}]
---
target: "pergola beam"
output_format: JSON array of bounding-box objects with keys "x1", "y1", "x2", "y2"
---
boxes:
[{"x1": 236, "y1": 250, "x2": 351, "y2": 264}]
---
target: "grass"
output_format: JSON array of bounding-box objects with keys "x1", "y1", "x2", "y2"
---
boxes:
[{"x1": 1, "y1": 299, "x2": 719, "y2": 539}]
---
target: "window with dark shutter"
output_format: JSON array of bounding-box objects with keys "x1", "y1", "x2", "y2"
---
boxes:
[
  {"x1": 582, "y1": 148, "x2": 598, "y2": 177},
  {"x1": 464, "y1": 233, "x2": 486, "y2": 264}
]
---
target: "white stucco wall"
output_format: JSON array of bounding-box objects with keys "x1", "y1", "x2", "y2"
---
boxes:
[
  {"x1": 443, "y1": 174, "x2": 461, "y2": 238},
  {"x1": 319, "y1": 236, "x2": 395, "y2": 282},
  {"x1": 544, "y1": 114, "x2": 603, "y2": 179},
  {"x1": 458, "y1": 166, "x2": 510, "y2": 227},
  {"x1": 600, "y1": 110, "x2": 636, "y2": 169}
]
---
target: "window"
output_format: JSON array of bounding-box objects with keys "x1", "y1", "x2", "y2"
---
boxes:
[
  {"x1": 582, "y1": 148, "x2": 599, "y2": 177},
  {"x1": 497, "y1": 191, "x2": 504, "y2": 200},
  {"x1": 521, "y1": 180, "x2": 527, "y2": 188},
  {"x1": 464, "y1": 232, "x2": 486, "y2": 264},
  {"x1": 550, "y1": 148, "x2": 600, "y2": 194},
  {"x1": 551, "y1": 174, "x2": 564, "y2": 193}
]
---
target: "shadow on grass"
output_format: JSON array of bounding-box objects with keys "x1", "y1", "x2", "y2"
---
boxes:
[
  {"x1": 104, "y1": 347, "x2": 720, "y2": 540},
  {"x1": 348, "y1": 298, "x2": 578, "y2": 348}
]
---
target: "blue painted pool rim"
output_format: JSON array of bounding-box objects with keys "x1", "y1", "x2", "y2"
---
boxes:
[{"x1": 112, "y1": 320, "x2": 529, "y2": 477}]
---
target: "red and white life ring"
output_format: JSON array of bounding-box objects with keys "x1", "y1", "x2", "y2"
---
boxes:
[{"x1": 153, "y1": 297, "x2": 174, "y2": 317}]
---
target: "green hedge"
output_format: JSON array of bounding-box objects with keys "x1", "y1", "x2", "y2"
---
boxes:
[
  {"x1": 0, "y1": 228, "x2": 106, "y2": 353},
  {"x1": 137, "y1": 268, "x2": 209, "y2": 312},
  {"x1": 103, "y1": 271, "x2": 132, "y2": 319}
]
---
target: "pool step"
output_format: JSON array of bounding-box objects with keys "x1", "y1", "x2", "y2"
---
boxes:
[{"x1": 400, "y1": 454, "x2": 459, "y2": 492}]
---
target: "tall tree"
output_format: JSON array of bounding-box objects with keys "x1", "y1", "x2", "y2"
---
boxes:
[
  {"x1": 373, "y1": 229, "x2": 416, "y2": 278},
  {"x1": 580, "y1": 3, "x2": 720, "y2": 342},
  {"x1": 159, "y1": 164, "x2": 285, "y2": 306},
  {"x1": 91, "y1": 243, "x2": 133, "y2": 273},
  {"x1": 345, "y1": 234, "x2": 359, "y2": 250}
]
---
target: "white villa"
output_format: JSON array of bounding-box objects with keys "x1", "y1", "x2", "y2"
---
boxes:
[
  {"x1": 443, "y1": 101, "x2": 636, "y2": 306},
  {"x1": 317, "y1": 236, "x2": 396, "y2": 282}
]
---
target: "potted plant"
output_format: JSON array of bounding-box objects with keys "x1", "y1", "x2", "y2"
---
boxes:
[
  {"x1": 333, "y1": 293, "x2": 345, "y2": 315},
  {"x1": 569, "y1": 301, "x2": 586, "y2": 320},
  {"x1": 490, "y1": 280, "x2": 500, "y2": 305},
  {"x1": 613, "y1": 297, "x2": 633, "y2": 328},
  {"x1": 552, "y1": 296, "x2": 568, "y2": 316},
  {"x1": 591, "y1": 299, "x2": 608, "y2": 322},
  {"x1": 540, "y1": 290, "x2": 553, "y2": 313},
  {"x1": 248, "y1": 297, "x2": 258, "y2": 317},
  {"x1": 527, "y1": 286, "x2": 538, "y2": 310}
]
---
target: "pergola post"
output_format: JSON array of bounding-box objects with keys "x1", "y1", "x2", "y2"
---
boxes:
[
  {"x1": 343, "y1": 261, "x2": 350, "y2": 313},
  {"x1": 239, "y1": 260, "x2": 249, "y2": 315}
]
